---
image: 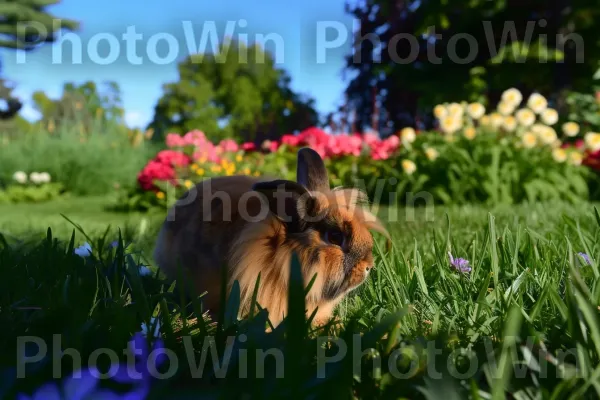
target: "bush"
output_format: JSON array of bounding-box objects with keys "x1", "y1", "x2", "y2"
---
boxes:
[{"x1": 0, "y1": 119, "x2": 160, "y2": 197}]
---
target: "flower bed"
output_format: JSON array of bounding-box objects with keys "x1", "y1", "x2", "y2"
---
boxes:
[{"x1": 114, "y1": 88, "x2": 600, "y2": 212}]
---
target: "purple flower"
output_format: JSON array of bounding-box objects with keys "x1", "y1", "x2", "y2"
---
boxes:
[
  {"x1": 17, "y1": 333, "x2": 166, "y2": 400},
  {"x1": 16, "y1": 367, "x2": 128, "y2": 400},
  {"x1": 448, "y1": 251, "x2": 471, "y2": 273},
  {"x1": 110, "y1": 332, "x2": 168, "y2": 398},
  {"x1": 578, "y1": 252, "x2": 591, "y2": 265}
]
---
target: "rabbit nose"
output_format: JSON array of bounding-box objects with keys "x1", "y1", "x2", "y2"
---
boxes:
[{"x1": 365, "y1": 265, "x2": 372, "y2": 272}]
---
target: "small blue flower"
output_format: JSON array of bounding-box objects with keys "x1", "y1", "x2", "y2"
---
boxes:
[
  {"x1": 448, "y1": 251, "x2": 472, "y2": 273},
  {"x1": 140, "y1": 317, "x2": 161, "y2": 339},
  {"x1": 138, "y1": 266, "x2": 152, "y2": 277},
  {"x1": 74, "y1": 243, "x2": 92, "y2": 258},
  {"x1": 578, "y1": 252, "x2": 592, "y2": 265}
]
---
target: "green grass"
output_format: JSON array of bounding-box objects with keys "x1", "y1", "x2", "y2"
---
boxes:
[{"x1": 2, "y1": 197, "x2": 600, "y2": 398}]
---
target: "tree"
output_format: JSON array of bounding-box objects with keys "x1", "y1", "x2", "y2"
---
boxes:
[
  {"x1": 0, "y1": 0, "x2": 79, "y2": 120},
  {"x1": 343, "y1": 0, "x2": 600, "y2": 133},
  {"x1": 31, "y1": 81, "x2": 125, "y2": 134},
  {"x1": 148, "y1": 39, "x2": 320, "y2": 143}
]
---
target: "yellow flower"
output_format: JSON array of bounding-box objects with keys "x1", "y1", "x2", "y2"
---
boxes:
[
  {"x1": 190, "y1": 164, "x2": 198, "y2": 171},
  {"x1": 401, "y1": 159, "x2": 416, "y2": 175},
  {"x1": 243, "y1": 168, "x2": 251, "y2": 175},
  {"x1": 584, "y1": 132, "x2": 600, "y2": 152},
  {"x1": 527, "y1": 93, "x2": 548, "y2": 114},
  {"x1": 400, "y1": 127, "x2": 416, "y2": 144},
  {"x1": 236, "y1": 154, "x2": 243, "y2": 162},
  {"x1": 501, "y1": 88, "x2": 523, "y2": 107},
  {"x1": 211, "y1": 165, "x2": 222, "y2": 173},
  {"x1": 467, "y1": 103, "x2": 485, "y2": 119},
  {"x1": 522, "y1": 132, "x2": 537, "y2": 148},
  {"x1": 502, "y1": 116, "x2": 517, "y2": 132},
  {"x1": 497, "y1": 101, "x2": 516, "y2": 116},
  {"x1": 541, "y1": 108, "x2": 558, "y2": 125},
  {"x1": 196, "y1": 168, "x2": 205, "y2": 176},
  {"x1": 562, "y1": 122, "x2": 580, "y2": 137},
  {"x1": 464, "y1": 126, "x2": 477, "y2": 140},
  {"x1": 568, "y1": 151, "x2": 583, "y2": 166},
  {"x1": 552, "y1": 148, "x2": 567, "y2": 163},
  {"x1": 433, "y1": 104, "x2": 447, "y2": 120},
  {"x1": 490, "y1": 112, "x2": 504, "y2": 129},
  {"x1": 198, "y1": 157, "x2": 207, "y2": 164},
  {"x1": 425, "y1": 147, "x2": 439, "y2": 161},
  {"x1": 253, "y1": 171, "x2": 260, "y2": 176},
  {"x1": 184, "y1": 180, "x2": 193, "y2": 188},
  {"x1": 156, "y1": 191, "x2": 165, "y2": 199},
  {"x1": 515, "y1": 109, "x2": 536, "y2": 127},
  {"x1": 440, "y1": 115, "x2": 462, "y2": 134}
]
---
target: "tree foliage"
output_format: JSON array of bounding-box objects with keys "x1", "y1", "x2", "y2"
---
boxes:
[
  {"x1": 31, "y1": 81, "x2": 125, "y2": 134},
  {"x1": 344, "y1": 0, "x2": 600, "y2": 133},
  {"x1": 0, "y1": 0, "x2": 79, "y2": 120},
  {"x1": 148, "y1": 40, "x2": 320, "y2": 143},
  {"x1": 0, "y1": 0, "x2": 79, "y2": 50}
]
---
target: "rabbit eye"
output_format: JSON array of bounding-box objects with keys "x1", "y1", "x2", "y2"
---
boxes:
[{"x1": 324, "y1": 230, "x2": 345, "y2": 248}]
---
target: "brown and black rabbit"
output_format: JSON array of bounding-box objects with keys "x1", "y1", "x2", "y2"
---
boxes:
[{"x1": 153, "y1": 147, "x2": 391, "y2": 327}]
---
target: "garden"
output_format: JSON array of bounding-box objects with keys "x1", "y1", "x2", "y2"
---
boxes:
[
  {"x1": 3, "y1": 87, "x2": 600, "y2": 399},
  {"x1": 4, "y1": 0, "x2": 600, "y2": 398}
]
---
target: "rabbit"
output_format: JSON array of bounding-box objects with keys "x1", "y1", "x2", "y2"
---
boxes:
[{"x1": 153, "y1": 147, "x2": 391, "y2": 328}]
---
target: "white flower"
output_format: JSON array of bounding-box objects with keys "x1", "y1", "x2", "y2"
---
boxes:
[
  {"x1": 552, "y1": 148, "x2": 567, "y2": 163},
  {"x1": 467, "y1": 103, "x2": 486, "y2": 119},
  {"x1": 439, "y1": 115, "x2": 462, "y2": 134},
  {"x1": 501, "y1": 88, "x2": 523, "y2": 107},
  {"x1": 515, "y1": 109, "x2": 536, "y2": 127},
  {"x1": 497, "y1": 101, "x2": 516, "y2": 116},
  {"x1": 447, "y1": 103, "x2": 464, "y2": 117},
  {"x1": 400, "y1": 127, "x2": 416, "y2": 144},
  {"x1": 562, "y1": 122, "x2": 580, "y2": 137},
  {"x1": 490, "y1": 112, "x2": 504, "y2": 129},
  {"x1": 29, "y1": 172, "x2": 43, "y2": 184},
  {"x1": 464, "y1": 126, "x2": 477, "y2": 140},
  {"x1": 538, "y1": 126, "x2": 558, "y2": 145},
  {"x1": 37, "y1": 172, "x2": 51, "y2": 183},
  {"x1": 502, "y1": 116, "x2": 517, "y2": 132},
  {"x1": 12, "y1": 171, "x2": 27, "y2": 184},
  {"x1": 425, "y1": 147, "x2": 439, "y2": 161},
  {"x1": 433, "y1": 105, "x2": 447, "y2": 120},
  {"x1": 569, "y1": 151, "x2": 583, "y2": 166},
  {"x1": 141, "y1": 317, "x2": 161, "y2": 338},
  {"x1": 541, "y1": 108, "x2": 558, "y2": 125},
  {"x1": 74, "y1": 242, "x2": 92, "y2": 257},
  {"x1": 527, "y1": 93, "x2": 548, "y2": 114},
  {"x1": 585, "y1": 132, "x2": 600, "y2": 152},
  {"x1": 401, "y1": 159, "x2": 416, "y2": 175},
  {"x1": 522, "y1": 132, "x2": 537, "y2": 148}
]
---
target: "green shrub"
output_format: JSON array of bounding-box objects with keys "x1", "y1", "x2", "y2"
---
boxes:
[{"x1": 0, "y1": 120, "x2": 160, "y2": 196}]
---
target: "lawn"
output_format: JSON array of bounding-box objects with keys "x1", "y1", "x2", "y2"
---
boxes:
[{"x1": 3, "y1": 196, "x2": 600, "y2": 398}]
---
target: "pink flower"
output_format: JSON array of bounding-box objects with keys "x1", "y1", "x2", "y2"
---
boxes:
[
  {"x1": 219, "y1": 139, "x2": 239, "y2": 153},
  {"x1": 165, "y1": 133, "x2": 186, "y2": 148},
  {"x1": 242, "y1": 142, "x2": 257, "y2": 151},
  {"x1": 282, "y1": 134, "x2": 301, "y2": 147}
]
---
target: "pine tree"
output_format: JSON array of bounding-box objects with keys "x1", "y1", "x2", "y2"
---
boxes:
[{"x1": 0, "y1": 0, "x2": 79, "y2": 120}]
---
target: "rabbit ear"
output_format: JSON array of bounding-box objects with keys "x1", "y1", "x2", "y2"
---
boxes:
[
  {"x1": 252, "y1": 179, "x2": 316, "y2": 230},
  {"x1": 297, "y1": 147, "x2": 330, "y2": 194}
]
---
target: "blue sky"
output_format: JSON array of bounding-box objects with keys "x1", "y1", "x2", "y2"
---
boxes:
[{"x1": 5, "y1": 0, "x2": 356, "y2": 128}]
